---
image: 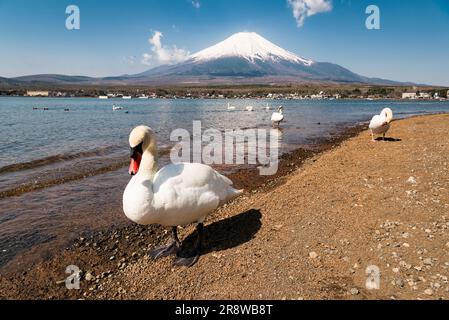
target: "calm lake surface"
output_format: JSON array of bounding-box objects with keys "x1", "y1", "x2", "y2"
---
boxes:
[{"x1": 1, "y1": 97, "x2": 448, "y2": 272}]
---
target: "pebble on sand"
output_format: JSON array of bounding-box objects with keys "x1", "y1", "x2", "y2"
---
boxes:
[
  {"x1": 309, "y1": 252, "x2": 318, "y2": 259},
  {"x1": 424, "y1": 289, "x2": 434, "y2": 296},
  {"x1": 85, "y1": 272, "x2": 95, "y2": 282},
  {"x1": 350, "y1": 288, "x2": 359, "y2": 295}
]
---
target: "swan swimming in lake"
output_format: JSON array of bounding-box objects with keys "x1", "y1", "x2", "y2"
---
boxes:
[
  {"x1": 369, "y1": 108, "x2": 393, "y2": 142},
  {"x1": 271, "y1": 106, "x2": 284, "y2": 128},
  {"x1": 123, "y1": 126, "x2": 243, "y2": 267},
  {"x1": 227, "y1": 103, "x2": 236, "y2": 111}
]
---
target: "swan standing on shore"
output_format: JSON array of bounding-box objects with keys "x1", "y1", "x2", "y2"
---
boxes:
[
  {"x1": 123, "y1": 126, "x2": 243, "y2": 267},
  {"x1": 369, "y1": 108, "x2": 393, "y2": 141},
  {"x1": 271, "y1": 106, "x2": 284, "y2": 128}
]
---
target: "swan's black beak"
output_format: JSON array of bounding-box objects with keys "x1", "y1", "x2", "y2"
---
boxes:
[{"x1": 129, "y1": 143, "x2": 143, "y2": 176}]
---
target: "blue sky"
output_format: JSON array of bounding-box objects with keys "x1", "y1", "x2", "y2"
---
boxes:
[{"x1": 1, "y1": 0, "x2": 449, "y2": 85}]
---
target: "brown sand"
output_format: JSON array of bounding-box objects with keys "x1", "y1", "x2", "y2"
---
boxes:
[{"x1": 1, "y1": 114, "x2": 448, "y2": 300}]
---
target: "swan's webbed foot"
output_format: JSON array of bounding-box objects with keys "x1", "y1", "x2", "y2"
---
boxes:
[
  {"x1": 149, "y1": 226, "x2": 180, "y2": 260},
  {"x1": 149, "y1": 241, "x2": 180, "y2": 259},
  {"x1": 173, "y1": 223, "x2": 203, "y2": 268},
  {"x1": 173, "y1": 253, "x2": 200, "y2": 267}
]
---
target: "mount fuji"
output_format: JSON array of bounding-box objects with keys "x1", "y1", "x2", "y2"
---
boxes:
[
  {"x1": 3, "y1": 32, "x2": 409, "y2": 86},
  {"x1": 128, "y1": 32, "x2": 401, "y2": 85}
]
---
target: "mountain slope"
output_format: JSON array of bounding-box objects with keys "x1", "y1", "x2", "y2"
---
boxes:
[
  {"x1": 2, "y1": 32, "x2": 412, "y2": 86},
  {"x1": 129, "y1": 32, "x2": 400, "y2": 85},
  {"x1": 191, "y1": 32, "x2": 313, "y2": 65}
]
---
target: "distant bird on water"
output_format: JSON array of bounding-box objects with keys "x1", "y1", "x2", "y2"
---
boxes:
[{"x1": 271, "y1": 106, "x2": 284, "y2": 128}]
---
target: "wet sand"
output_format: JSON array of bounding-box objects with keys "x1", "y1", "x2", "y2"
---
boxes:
[{"x1": 1, "y1": 114, "x2": 448, "y2": 300}]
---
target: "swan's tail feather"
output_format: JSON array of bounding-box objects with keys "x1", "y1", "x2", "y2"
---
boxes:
[
  {"x1": 228, "y1": 188, "x2": 243, "y2": 199},
  {"x1": 220, "y1": 187, "x2": 243, "y2": 205}
]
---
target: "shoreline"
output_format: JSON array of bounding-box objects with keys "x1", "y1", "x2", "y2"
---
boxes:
[
  {"x1": 0, "y1": 122, "x2": 363, "y2": 274},
  {"x1": 0, "y1": 121, "x2": 367, "y2": 298},
  {"x1": 1, "y1": 114, "x2": 448, "y2": 300},
  {"x1": 1, "y1": 95, "x2": 447, "y2": 102}
]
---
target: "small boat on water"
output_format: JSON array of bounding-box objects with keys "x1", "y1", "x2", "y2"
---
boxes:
[
  {"x1": 112, "y1": 105, "x2": 123, "y2": 111},
  {"x1": 245, "y1": 105, "x2": 254, "y2": 112},
  {"x1": 122, "y1": 96, "x2": 132, "y2": 100},
  {"x1": 99, "y1": 96, "x2": 108, "y2": 100}
]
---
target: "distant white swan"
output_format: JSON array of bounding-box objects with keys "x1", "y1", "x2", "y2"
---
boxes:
[
  {"x1": 227, "y1": 103, "x2": 236, "y2": 111},
  {"x1": 271, "y1": 106, "x2": 284, "y2": 127},
  {"x1": 123, "y1": 126, "x2": 243, "y2": 267},
  {"x1": 265, "y1": 103, "x2": 270, "y2": 111},
  {"x1": 245, "y1": 105, "x2": 254, "y2": 112},
  {"x1": 369, "y1": 108, "x2": 393, "y2": 141},
  {"x1": 112, "y1": 105, "x2": 123, "y2": 111}
]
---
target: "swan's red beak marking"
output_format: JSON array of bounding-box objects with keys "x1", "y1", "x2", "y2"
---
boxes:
[
  {"x1": 129, "y1": 144, "x2": 143, "y2": 176},
  {"x1": 129, "y1": 155, "x2": 141, "y2": 176}
]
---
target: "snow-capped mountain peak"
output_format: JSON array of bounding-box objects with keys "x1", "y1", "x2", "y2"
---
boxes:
[{"x1": 191, "y1": 32, "x2": 313, "y2": 66}]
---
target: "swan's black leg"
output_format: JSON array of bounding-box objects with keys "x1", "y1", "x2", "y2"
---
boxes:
[
  {"x1": 149, "y1": 226, "x2": 181, "y2": 259},
  {"x1": 173, "y1": 223, "x2": 203, "y2": 267}
]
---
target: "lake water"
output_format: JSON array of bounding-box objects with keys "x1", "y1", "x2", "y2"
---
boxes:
[{"x1": 0, "y1": 97, "x2": 448, "y2": 272}]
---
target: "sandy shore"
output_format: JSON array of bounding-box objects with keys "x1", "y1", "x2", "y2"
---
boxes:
[{"x1": 1, "y1": 114, "x2": 448, "y2": 300}]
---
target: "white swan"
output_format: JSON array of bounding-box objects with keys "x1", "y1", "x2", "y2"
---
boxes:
[
  {"x1": 245, "y1": 105, "x2": 254, "y2": 112},
  {"x1": 369, "y1": 108, "x2": 393, "y2": 141},
  {"x1": 112, "y1": 105, "x2": 123, "y2": 111},
  {"x1": 265, "y1": 103, "x2": 270, "y2": 111},
  {"x1": 123, "y1": 126, "x2": 243, "y2": 267},
  {"x1": 271, "y1": 106, "x2": 284, "y2": 128},
  {"x1": 227, "y1": 103, "x2": 236, "y2": 111}
]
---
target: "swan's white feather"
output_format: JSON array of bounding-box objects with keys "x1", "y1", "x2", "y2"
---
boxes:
[
  {"x1": 123, "y1": 162, "x2": 242, "y2": 227},
  {"x1": 369, "y1": 108, "x2": 393, "y2": 135},
  {"x1": 271, "y1": 112, "x2": 284, "y2": 123}
]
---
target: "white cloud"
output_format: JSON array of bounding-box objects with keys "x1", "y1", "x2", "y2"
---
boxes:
[
  {"x1": 191, "y1": 0, "x2": 201, "y2": 9},
  {"x1": 287, "y1": 0, "x2": 332, "y2": 27},
  {"x1": 141, "y1": 31, "x2": 190, "y2": 66},
  {"x1": 122, "y1": 56, "x2": 136, "y2": 65}
]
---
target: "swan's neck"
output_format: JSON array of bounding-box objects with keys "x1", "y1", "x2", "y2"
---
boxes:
[{"x1": 139, "y1": 144, "x2": 159, "y2": 180}]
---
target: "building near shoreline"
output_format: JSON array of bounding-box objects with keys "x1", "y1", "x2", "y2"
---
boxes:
[
  {"x1": 418, "y1": 92, "x2": 431, "y2": 99},
  {"x1": 402, "y1": 92, "x2": 417, "y2": 99},
  {"x1": 26, "y1": 90, "x2": 49, "y2": 97}
]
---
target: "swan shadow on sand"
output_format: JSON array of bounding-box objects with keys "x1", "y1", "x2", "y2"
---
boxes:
[
  {"x1": 374, "y1": 137, "x2": 402, "y2": 142},
  {"x1": 175, "y1": 209, "x2": 262, "y2": 259}
]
